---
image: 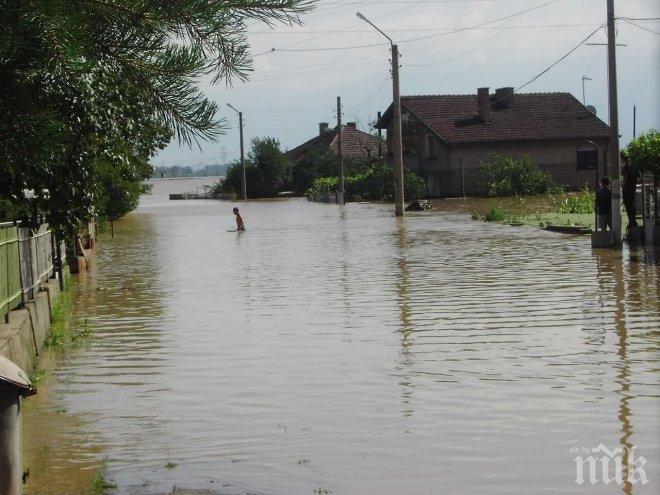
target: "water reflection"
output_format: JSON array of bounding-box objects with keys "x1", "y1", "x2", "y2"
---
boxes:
[
  {"x1": 594, "y1": 245, "x2": 659, "y2": 495},
  {"x1": 23, "y1": 212, "x2": 168, "y2": 494},
  {"x1": 395, "y1": 219, "x2": 415, "y2": 418}
]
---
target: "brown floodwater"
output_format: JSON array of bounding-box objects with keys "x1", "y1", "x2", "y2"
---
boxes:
[{"x1": 23, "y1": 179, "x2": 659, "y2": 494}]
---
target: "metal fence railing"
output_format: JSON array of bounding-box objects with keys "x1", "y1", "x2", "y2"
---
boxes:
[{"x1": 0, "y1": 225, "x2": 23, "y2": 322}]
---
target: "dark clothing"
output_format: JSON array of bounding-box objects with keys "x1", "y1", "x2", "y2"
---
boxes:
[
  {"x1": 622, "y1": 164, "x2": 639, "y2": 227},
  {"x1": 596, "y1": 186, "x2": 612, "y2": 215}
]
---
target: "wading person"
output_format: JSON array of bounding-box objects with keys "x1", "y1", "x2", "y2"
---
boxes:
[
  {"x1": 233, "y1": 207, "x2": 245, "y2": 231},
  {"x1": 621, "y1": 152, "x2": 639, "y2": 229},
  {"x1": 596, "y1": 177, "x2": 612, "y2": 231}
]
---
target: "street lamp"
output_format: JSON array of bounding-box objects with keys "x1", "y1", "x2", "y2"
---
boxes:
[
  {"x1": 581, "y1": 76, "x2": 592, "y2": 106},
  {"x1": 227, "y1": 103, "x2": 247, "y2": 201},
  {"x1": 357, "y1": 12, "x2": 405, "y2": 217}
]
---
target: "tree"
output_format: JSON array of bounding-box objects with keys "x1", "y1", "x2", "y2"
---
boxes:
[
  {"x1": 220, "y1": 137, "x2": 292, "y2": 198},
  {"x1": 291, "y1": 147, "x2": 337, "y2": 195},
  {"x1": 0, "y1": 0, "x2": 313, "y2": 233},
  {"x1": 625, "y1": 130, "x2": 659, "y2": 175},
  {"x1": 479, "y1": 154, "x2": 555, "y2": 197},
  {"x1": 250, "y1": 137, "x2": 292, "y2": 197}
]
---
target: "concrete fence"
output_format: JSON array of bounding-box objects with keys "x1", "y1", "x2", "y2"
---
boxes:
[
  {"x1": 0, "y1": 223, "x2": 65, "y2": 324},
  {"x1": 18, "y1": 224, "x2": 54, "y2": 302},
  {"x1": 0, "y1": 226, "x2": 22, "y2": 323}
]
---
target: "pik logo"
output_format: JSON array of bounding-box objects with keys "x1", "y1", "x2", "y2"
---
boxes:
[{"x1": 572, "y1": 443, "x2": 649, "y2": 486}]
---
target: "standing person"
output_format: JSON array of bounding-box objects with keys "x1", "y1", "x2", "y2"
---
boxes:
[
  {"x1": 233, "y1": 207, "x2": 245, "y2": 231},
  {"x1": 596, "y1": 177, "x2": 612, "y2": 231},
  {"x1": 621, "y1": 151, "x2": 639, "y2": 229}
]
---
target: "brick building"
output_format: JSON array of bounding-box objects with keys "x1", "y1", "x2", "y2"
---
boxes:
[
  {"x1": 287, "y1": 122, "x2": 385, "y2": 164},
  {"x1": 376, "y1": 88, "x2": 612, "y2": 197}
]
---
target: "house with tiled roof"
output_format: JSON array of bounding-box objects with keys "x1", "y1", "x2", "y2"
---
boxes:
[
  {"x1": 287, "y1": 122, "x2": 385, "y2": 164},
  {"x1": 377, "y1": 87, "x2": 612, "y2": 197}
]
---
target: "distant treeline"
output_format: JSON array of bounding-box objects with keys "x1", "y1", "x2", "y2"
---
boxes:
[{"x1": 153, "y1": 164, "x2": 229, "y2": 179}]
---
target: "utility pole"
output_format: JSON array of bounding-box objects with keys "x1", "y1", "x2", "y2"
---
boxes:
[
  {"x1": 607, "y1": 0, "x2": 622, "y2": 247},
  {"x1": 239, "y1": 112, "x2": 246, "y2": 201},
  {"x1": 391, "y1": 44, "x2": 405, "y2": 217},
  {"x1": 337, "y1": 96, "x2": 345, "y2": 205},
  {"x1": 582, "y1": 76, "x2": 592, "y2": 105},
  {"x1": 633, "y1": 105, "x2": 637, "y2": 138},
  {"x1": 377, "y1": 111, "x2": 383, "y2": 163},
  {"x1": 357, "y1": 12, "x2": 405, "y2": 217},
  {"x1": 227, "y1": 103, "x2": 247, "y2": 200}
]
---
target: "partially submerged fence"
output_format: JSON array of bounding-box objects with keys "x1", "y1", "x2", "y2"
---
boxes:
[
  {"x1": 18, "y1": 224, "x2": 54, "y2": 302},
  {"x1": 0, "y1": 226, "x2": 22, "y2": 322},
  {"x1": 1, "y1": 222, "x2": 63, "y2": 322}
]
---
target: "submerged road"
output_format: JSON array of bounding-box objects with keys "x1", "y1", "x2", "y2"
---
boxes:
[{"x1": 23, "y1": 180, "x2": 660, "y2": 494}]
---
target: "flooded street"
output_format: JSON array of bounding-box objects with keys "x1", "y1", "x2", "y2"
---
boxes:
[{"x1": 23, "y1": 179, "x2": 659, "y2": 494}]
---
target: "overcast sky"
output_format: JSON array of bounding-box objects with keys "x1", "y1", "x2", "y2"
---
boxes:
[{"x1": 156, "y1": 0, "x2": 660, "y2": 168}]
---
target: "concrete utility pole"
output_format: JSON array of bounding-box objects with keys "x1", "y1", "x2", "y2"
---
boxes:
[
  {"x1": 606, "y1": 0, "x2": 622, "y2": 246},
  {"x1": 582, "y1": 76, "x2": 592, "y2": 105},
  {"x1": 227, "y1": 103, "x2": 247, "y2": 201},
  {"x1": 357, "y1": 12, "x2": 405, "y2": 216},
  {"x1": 391, "y1": 44, "x2": 405, "y2": 217},
  {"x1": 336, "y1": 96, "x2": 345, "y2": 205},
  {"x1": 377, "y1": 111, "x2": 384, "y2": 163}
]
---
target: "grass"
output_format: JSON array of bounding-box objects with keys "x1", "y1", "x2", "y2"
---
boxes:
[
  {"x1": 468, "y1": 193, "x2": 597, "y2": 231},
  {"x1": 44, "y1": 281, "x2": 94, "y2": 349},
  {"x1": 484, "y1": 207, "x2": 505, "y2": 222},
  {"x1": 297, "y1": 457, "x2": 311, "y2": 465},
  {"x1": 44, "y1": 280, "x2": 77, "y2": 348},
  {"x1": 87, "y1": 462, "x2": 116, "y2": 495},
  {"x1": 29, "y1": 367, "x2": 46, "y2": 385},
  {"x1": 313, "y1": 489, "x2": 332, "y2": 495},
  {"x1": 164, "y1": 461, "x2": 178, "y2": 470}
]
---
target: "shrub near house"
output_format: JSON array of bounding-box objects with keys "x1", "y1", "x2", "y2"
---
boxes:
[
  {"x1": 306, "y1": 164, "x2": 427, "y2": 202},
  {"x1": 479, "y1": 154, "x2": 556, "y2": 197}
]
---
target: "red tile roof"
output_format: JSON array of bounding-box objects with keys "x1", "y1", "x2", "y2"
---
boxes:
[
  {"x1": 379, "y1": 92, "x2": 611, "y2": 144},
  {"x1": 287, "y1": 126, "x2": 385, "y2": 162}
]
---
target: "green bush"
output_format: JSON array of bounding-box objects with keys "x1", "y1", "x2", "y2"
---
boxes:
[
  {"x1": 305, "y1": 165, "x2": 426, "y2": 202},
  {"x1": 625, "y1": 129, "x2": 659, "y2": 175},
  {"x1": 480, "y1": 154, "x2": 555, "y2": 197},
  {"x1": 553, "y1": 188, "x2": 595, "y2": 214},
  {"x1": 485, "y1": 207, "x2": 505, "y2": 222}
]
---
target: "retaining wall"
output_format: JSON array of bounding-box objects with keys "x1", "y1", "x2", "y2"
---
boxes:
[{"x1": 0, "y1": 279, "x2": 60, "y2": 373}]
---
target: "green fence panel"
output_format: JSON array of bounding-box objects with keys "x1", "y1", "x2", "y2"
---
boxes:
[{"x1": 0, "y1": 226, "x2": 22, "y2": 319}]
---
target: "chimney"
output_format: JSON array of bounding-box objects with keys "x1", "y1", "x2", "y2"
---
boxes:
[
  {"x1": 495, "y1": 87, "x2": 515, "y2": 109},
  {"x1": 477, "y1": 87, "x2": 490, "y2": 122},
  {"x1": 346, "y1": 122, "x2": 357, "y2": 130},
  {"x1": 319, "y1": 122, "x2": 329, "y2": 136}
]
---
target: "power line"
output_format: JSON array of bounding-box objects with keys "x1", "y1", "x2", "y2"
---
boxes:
[
  {"x1": 255, "y1": 0, "x2": 560, "y2": 54},
  {"x1": 620, "y1": 18, "x2": 660, "y2": 35},
  {"x1": 248, "y1": 23, "x2": 602, "y2": 35},
  {"x1": 400, "y1": 0, "x2": 561, "y2": 44},
  {"x1": 516, "y1": 24, "x2": 605, "y2": 92}
]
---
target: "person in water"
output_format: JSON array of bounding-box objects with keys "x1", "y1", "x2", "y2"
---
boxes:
[{"x1": 233, "y1": 207, "x2": 245, "y2": 231}]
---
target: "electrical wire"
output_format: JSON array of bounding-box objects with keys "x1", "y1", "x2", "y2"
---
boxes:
[
  {"x1": 619, "y1": 18, "x2": 660, "y2": 35},
  {"x1": 255, "y1": 0, "x2": 560, "y2": 54},
  {"x1": 516, "y1": 24, "x2": 605, "y2": 92}
]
